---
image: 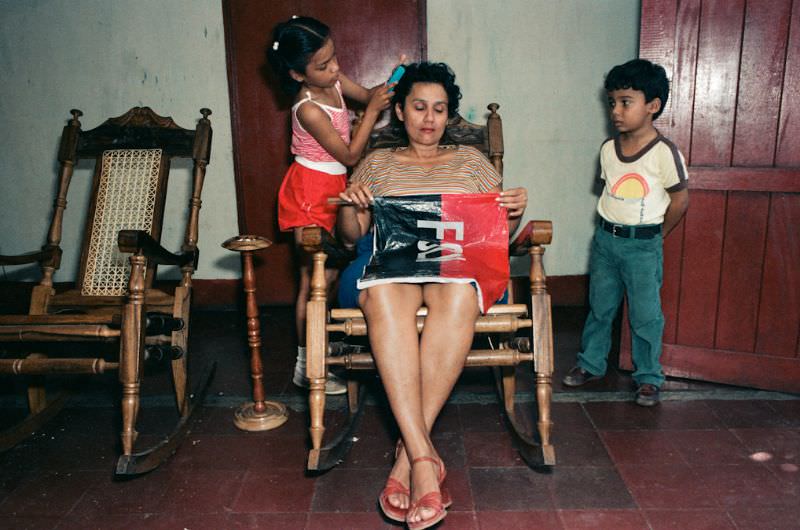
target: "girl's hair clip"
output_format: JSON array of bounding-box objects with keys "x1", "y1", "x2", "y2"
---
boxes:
[{"x1": 272, "y1": 41, "x2": 279, "y2": 51}]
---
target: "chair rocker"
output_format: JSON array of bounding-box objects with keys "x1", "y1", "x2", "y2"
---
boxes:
[
  {"x1": 301, "y1": 103, "x2": 556, "y2": 472},
  {"x1": 0, "y1": 107, "x2": 215, "y2": 477}
]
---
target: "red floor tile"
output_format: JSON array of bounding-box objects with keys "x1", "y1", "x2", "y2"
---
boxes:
[
  {"x1": 0, "y1": 515, "x2": 61, "y2": 530},
  {"x1": 601, "y1": 430, "x2": 685, "y2": 467},
  {"x1": 462, "y1": 430, "x2": 525, "y2": 467},
  {"x1": 731, "y1": 427, "x2": 800, "y2": 464},
  {"x1": 436, "y1": 510, "x2": 479, "y2": 529},
  {"x1": 617, "y1": 463, "x2": 718, "y2": 509},
  {"x1": 306, "y1": 511, "x2": 393, "y2": 529},
  {"x1": 558, "y1": 509, "x2": 647, "y2": 529},
  {"x1": 643, "y1": 509, "x2": 736, "y2": 529},
  {"x1": 70, "y1": 469, "x2": 170, "y2": 517},
  {"x1": 583, "y1": 401, "x2": 660, "y2": 431},
  {"x1": 153, "y1": 468, "x2": 244, "y2": 514},
  {"x1": 476, "y1": 510, "x2": 562, "y2": 530},
  {"x1": 226, "y1": 512, "x2": 309, "y2": 529},
  {"x1": 649, "y1": 401, "x2": 724, "y2": 430},
  {"x1": 441, "y1": 467, "x2": 474, "y2": 512},
  {"x1": 669, "y1": 429, "x2": 752, "y2": 466},
  {"x1": 726, "y1": 506, "x2": 800, "y2": 529},
  {"x1": 694, "y1": 463, "x2": 797, "y2": 508},
  {"x1": 231, "y1": 469, "x2": 315, "y2": 513}
]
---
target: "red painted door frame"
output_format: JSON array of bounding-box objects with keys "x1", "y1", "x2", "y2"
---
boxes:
[
  {"x1": 621, "y1": 0, "x2": 800, "y2": 392},
  {"x1": 223, "y1": 0, "x2": 427, "y2": 304}
]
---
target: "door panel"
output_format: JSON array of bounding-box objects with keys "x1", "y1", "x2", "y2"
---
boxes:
[
  {"x1": 223, "y1": 0, "x2": 426, "y2": 304},
  {"x1": 622, "y1": 0, "x2": 800, "y2": 392}
]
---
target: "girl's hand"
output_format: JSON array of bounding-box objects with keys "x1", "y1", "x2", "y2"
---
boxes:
[
  {"x1": 498, "y1": 187, "x2": 527, "y2": 218},
  {"x1": 339, "y1": 182, "x2": 373, "y2": 209},
  {"x1": 366, "y1": 83, "x2": 393, "y2": 115}
]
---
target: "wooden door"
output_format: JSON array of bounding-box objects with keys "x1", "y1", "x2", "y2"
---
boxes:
[
  {"x1": 223, "y1": 0, "x2": 427, "y2": 304},
  {"x1": 621, "y1": 0, "x2": 800, "y2": 392}
]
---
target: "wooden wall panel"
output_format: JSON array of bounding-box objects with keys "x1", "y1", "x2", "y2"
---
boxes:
[
  {"x1": 691, "y1": 0, "x2": 744, "y2": 165},
  {"x1": 776, "y1": 1, "x2": 800, "y2": 165},
  {"x1": 714, "y1": 191, "x2": 769, "y2": 351},
  {"x1": 675, "y1": 190, "x2": 726, "y2": 348},
  {"x1": 732, "y1": 0, "x2": 792, "y2": 166},
  {"x1": 755, "y1": 193, "x2": 800, "y2": 357}
]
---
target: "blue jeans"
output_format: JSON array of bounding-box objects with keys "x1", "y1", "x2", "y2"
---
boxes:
[{"x1": 577, "y1": 224, "x2": 665, "y2": 387}]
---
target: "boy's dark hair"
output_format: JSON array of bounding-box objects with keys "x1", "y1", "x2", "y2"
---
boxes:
[
  {"x1": 604, "y1": 59, "x2": 669, "y2": 120},
  {"x1": 267, "y1": 16, "x2": 330, "y2": 95},
  {"x1": 390, "y1": 62, "x2": 462, "y2": 139}
]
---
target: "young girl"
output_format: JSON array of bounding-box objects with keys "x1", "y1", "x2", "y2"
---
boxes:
[{"x1": 267, "y1": 15, "x2": 395, "y2": 394}]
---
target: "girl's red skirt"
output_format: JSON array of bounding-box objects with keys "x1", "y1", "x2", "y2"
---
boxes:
[{"x1": 277, "y1": 161, "x2": 347, "y2": 232}]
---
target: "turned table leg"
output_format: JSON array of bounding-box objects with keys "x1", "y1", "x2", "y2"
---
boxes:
[{"x1": 223, "y1": 235, "x2": 288, "y2": 431}]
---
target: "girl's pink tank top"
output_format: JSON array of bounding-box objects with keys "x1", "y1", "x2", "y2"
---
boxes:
[{"x1": 290, "y1": 81, "x2": 351, "y2": 163}]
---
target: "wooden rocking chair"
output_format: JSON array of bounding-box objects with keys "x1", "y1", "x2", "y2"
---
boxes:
[
  {"x1": 301, "y1": 104, "x2": 556, "y2": 472},
  {"x1": 0, "y1": 107, "x2": 215, "y2": 477}
]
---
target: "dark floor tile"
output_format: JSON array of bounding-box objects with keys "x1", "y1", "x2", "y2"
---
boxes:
[
  {"x1": 226, "y1": 513, "x2": 309, "y2": 529},
  {"x1": 70, "y1": 469, "x2": 170, "y2": 517},
  {"x1": 583, "y1": 402, "x2": 660, "y2": 431},
  {"x1": 550, "y1": 466, "x2": 635, "y2": 510},
  {"x1": 469, "y1": 467, "x2": 553, "y2": 511},
  {"x1": 0, "y1": 471, "x2": 96, "y2": 517},
  {"x1": 649, "y1": 401, "x2": 724, "y2": 430},
  {"x1": 643, "y1": 509, "x2": 735, "y2": 529},
  {"x1": 306, "y1": 511, "x2": 393, "y2": 529},
  {"x1": 442, "y1": 467, "x2": 474, "y2": 512},
  {"x1": 707, "y1": 400, "x2": 791, "y2": 429},
  {"x1": 231, "y1": 469, "x2": 315, "y2": 513},
  {"x1": 670, "y1": 429, "x2": 752, "y2": 466},
  {"x1": 0, "y1": 515, "x2": 60, "y2": 530},
  {"x1": 768, "y1": 400, "x2": 800, "y2": 426},
  {"x1": 601, "y1": 431, "x2": 685, "y2": 467},
  {"x1": 726, "y1": 507, "x2": 800, "y2": 529},
  {"x1": 476, "y1": 510, "x2": 562, "y2": 530},
  {"x1": 56, "y1": 514, "x2": 154, "y2": 530},
  {"x1": 617, "y1": 464, "x2": 717, "y2": 509},
  {"x1": 153, "y1": 468, "x2": 244, "y2": 514},
  {"x1": 119, "y1": 512, "x2": 230, "y2": 529},
  {"x1": 311, "y1": 468, "x2": 387, "y2": 512},
  {"x1": 463, "y1": 430, "x2": 525, "y2": 467},
  {"x1": 549, "y1": 402, "x2": 595, "y2": 430},
  {"x1": 694, "y1": 463, "x2": 797, "y2": 508},
  {"x1": 552, "y1": 427, "x2": 614, "y2": 467},
  {"x1": 558, "y1": 509, "x2": 647, "y2": 529},
  {"x1": 458, "y1": 404, "x2": 505, "y2": 432}
]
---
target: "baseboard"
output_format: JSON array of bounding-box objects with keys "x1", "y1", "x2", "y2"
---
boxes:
[{"x1": 1, "y1": 274, "x2": 588, "y2": 310}]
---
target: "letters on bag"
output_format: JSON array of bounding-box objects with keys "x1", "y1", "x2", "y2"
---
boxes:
[{"x1": 357, "y1": 194, "x2": 509, "y2": 313}]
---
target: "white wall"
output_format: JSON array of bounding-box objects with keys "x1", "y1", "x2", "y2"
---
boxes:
[
  {"x1": 428, "y1": 0, "x2": 640, "y2": 275},
  {"x1": 0, "y1": 0, "x2": 239, "y2": 281},
  {"x1": 0, "y1": 0, "x2": 639, "y2": 283}
]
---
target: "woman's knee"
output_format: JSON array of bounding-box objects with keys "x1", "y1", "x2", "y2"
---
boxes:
[{"x1": 423, "y1": 284, "x2": 479, "y2": 319}]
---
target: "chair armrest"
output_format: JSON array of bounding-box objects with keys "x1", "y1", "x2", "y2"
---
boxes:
[
  {"x1": 300, "y1": 226, "x2": 356, "y2": 265},
  {"x1": 509, "y1": 220, "x2": 553, "y2": 256},
  {"x1": 117, "y1": 230, "x2": 198, "y2": 269},
  {"x1": 0, "y1": 245, "x2": 60, "y2": 267}
]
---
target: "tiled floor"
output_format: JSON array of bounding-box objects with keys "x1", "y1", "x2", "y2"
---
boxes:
[{"x1": 1, "y1": 306, "x2": 799, "y2": 529}]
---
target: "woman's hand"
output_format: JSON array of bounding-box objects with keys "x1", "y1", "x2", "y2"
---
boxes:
[
  {"x1": 498, "y1": 187, "x2": 527, "y2": 218},
  {"x1": 339, "y1": 182, "x2": 374, "y2": 209}
]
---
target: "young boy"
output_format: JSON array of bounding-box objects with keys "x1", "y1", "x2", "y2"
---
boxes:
[{"x1": 562, "y1": 58, "x2": 689, "y2": 406}]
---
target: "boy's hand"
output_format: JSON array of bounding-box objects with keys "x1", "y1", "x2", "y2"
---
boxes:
[
  {"x1": 339, "y1": 182, "x2": 373, "y2": 209},
  {"x1": 498, "y1": 187, "x2": 527, "y2": 218}
]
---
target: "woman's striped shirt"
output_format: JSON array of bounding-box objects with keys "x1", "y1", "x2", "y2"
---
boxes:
[{"x1": 351, "y1": 145, "x2": 501, "y2": 195}]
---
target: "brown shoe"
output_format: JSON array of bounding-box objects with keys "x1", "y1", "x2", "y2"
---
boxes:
[
  {"x1": 635, "y1": 384, "x2": 660, "y2": 406},
  {"x1": 562, "y1": 365, "x2": 603, "y2": 387}
]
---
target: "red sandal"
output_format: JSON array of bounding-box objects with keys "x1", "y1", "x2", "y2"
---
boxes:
[
  {"x1": 406, "y1": 456, "x2": 447, "y2": 530},
  {"x1": 378, "y1": 440, "x2": 410, "y2": 522}
]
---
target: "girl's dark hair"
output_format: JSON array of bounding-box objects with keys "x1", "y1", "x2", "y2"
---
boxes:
[
  {"x1": 391, "y1": 62, "x2": 462, "y2": 119},
  {"x1": 604, "y1": 58, "x2": 669, "y2": 120},
  {"x1": 267, "y1": 16, "x2": 330, "y2": 95}
]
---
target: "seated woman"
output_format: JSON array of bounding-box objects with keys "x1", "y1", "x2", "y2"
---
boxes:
[{"x1": 337, "y1": 62, "x2": 526, "y2": 530}]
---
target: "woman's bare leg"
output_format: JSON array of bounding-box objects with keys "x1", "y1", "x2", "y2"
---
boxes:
[
  {"x1": 360, "y1": 284, "x2": 439, "y2": 518},
  {"x1": 373, "y1": 284, "x2": 479, "y2": 518}
]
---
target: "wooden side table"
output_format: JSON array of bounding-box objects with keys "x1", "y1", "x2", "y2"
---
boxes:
[{"x1": 222, "y1": 235, "x2": 288, "y2": 431}]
